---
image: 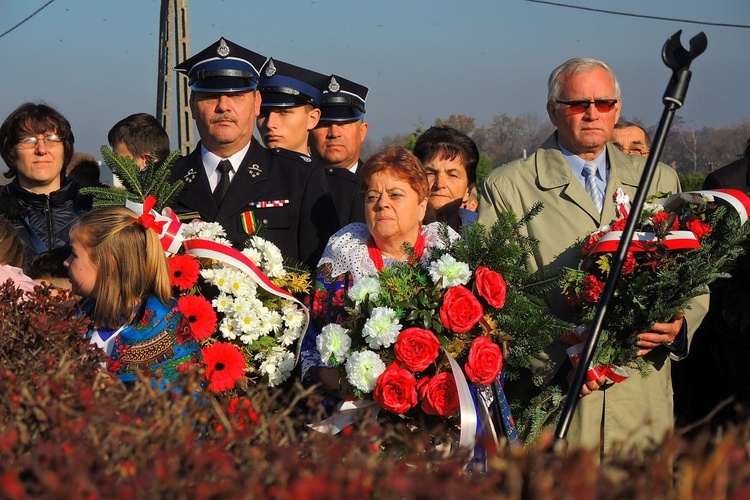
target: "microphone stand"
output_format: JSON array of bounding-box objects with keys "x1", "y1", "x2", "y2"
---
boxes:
[{"x1": 554, "y1": 30, "x2": 708, "y2": 448}]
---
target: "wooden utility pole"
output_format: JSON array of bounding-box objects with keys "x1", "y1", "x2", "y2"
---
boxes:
[{"x1": 156, "y1": 0, "x2": 194, "y2": 155}]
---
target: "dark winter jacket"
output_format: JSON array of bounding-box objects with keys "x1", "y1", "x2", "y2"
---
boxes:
[{"x1": 0, "y1": 179, "x2": 91, "y2": 260}]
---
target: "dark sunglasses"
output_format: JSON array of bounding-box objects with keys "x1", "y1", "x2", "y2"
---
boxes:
[{"x1": 555, "y1": 99, "x2": 618, "y2": 114}]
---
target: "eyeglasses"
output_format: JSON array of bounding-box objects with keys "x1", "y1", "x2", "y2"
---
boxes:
[
  {"x1": 17, "y1": 134, "x2": 63, "y2": 149},
  {"x1": 555, "y1": 99, "x2": 618, "y2": 114},
  {"x1": 616, "y1": 145, "x2": 650, "y2": 157}
]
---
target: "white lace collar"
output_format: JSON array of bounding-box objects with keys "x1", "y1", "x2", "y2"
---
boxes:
[{"x1": 318, "y1": 222, "x2": 460, "y2": 280}]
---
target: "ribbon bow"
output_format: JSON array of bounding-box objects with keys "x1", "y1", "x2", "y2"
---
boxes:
[{"x1": 136, "y1": 195, "x2": 167, "y2": 233}]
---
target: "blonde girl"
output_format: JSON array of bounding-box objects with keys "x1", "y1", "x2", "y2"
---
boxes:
[{"x1": 66, "y1": 206, "x2": 200, "y2": 383}]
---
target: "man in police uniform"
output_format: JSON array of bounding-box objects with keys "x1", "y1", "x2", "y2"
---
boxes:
[
  {"x1": 310, "y1": 75, "x2": 369, "y2": 226},
  {"x1": 170, "y1": 38, "x2": 339, "y2": 268},
  {"x1": 257, "y1": 58, "x2": 328, "y2": 155}
]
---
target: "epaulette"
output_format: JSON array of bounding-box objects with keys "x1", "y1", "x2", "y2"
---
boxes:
[{"x1": 269, "y1": 147, "x2": 317, "y2": 169}]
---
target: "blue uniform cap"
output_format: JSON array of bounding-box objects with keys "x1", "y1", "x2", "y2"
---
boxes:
[
  {"x1": 258, "y1": 58, "x2": 327, "y2": 108},
  {"x1": 319, "y1": 75, "x2": 369, "y2": 122},
  {"x1": 174, "y1": 38, "x2": 267, "y2": 92}
]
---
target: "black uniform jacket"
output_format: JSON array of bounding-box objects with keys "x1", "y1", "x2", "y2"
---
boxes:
[
  {"x1": 324, "y1": 162, "x2": 366, "y2": 227},
  {"x1": 170, "y1": 138, "x2": 340, "y2": 268}
]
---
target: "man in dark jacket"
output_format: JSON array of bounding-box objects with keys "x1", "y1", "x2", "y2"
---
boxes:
[
  {"x1": 170, "y1": 38, "x2": 339, "y2": 269},
  {"x1": 0, "y1": 102, "x2": 90, "y2": 261},
  {"x1": 310, "y1": 75, "x2": 369, "y2": 227}
]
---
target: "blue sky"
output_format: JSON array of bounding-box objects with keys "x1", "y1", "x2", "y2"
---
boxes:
[{"x1": 1, "y1": 0, "x2": 748, "y2": 172}]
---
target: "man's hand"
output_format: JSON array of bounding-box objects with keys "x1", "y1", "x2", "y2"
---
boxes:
[
  {"x1": 635, "y1": 313, "x2": 684, "y2": 356},
  {"x1": 567, "y1": 368, "x2": 607, "y2": 397}
]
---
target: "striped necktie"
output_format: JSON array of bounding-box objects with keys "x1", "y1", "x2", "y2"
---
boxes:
[{"x1": 582, "y1": 161, "x2": 603, "y2": 213}]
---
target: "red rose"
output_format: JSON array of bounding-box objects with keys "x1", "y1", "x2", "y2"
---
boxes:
[
  {"x1": 621, "y1": 252, "x2": 637, "y2": 275},
  {"x1": 475, "y1": 266, "x2": 507, "y2": 309},
  {"x1": 464, "y1": 336, "x2": 504, "y2": 385},
  {"x1": 373, "y1": 363, "x2": 418, "y2": 414},
  {"x1": 439, "y1": 286, "x2": 483, "y2": 333},
  {"x1": 420, "y1": 372, "x2": 460, "y2": 417},
  {"x1": 394, "y1": 327, "x2": 441, "y2": 372},
  {"x1": 685, "y1": 218, "x2": 712, "y2": 239},
  {"x1": 581, "y1": 275, "x2": 604, "y2": 303}
]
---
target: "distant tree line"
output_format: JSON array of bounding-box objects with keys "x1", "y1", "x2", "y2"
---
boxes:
[{"x1": 364, "y1": 113, "x2": 750, "y2": 189}]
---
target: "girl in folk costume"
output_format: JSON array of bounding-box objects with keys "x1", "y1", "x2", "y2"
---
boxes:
[{"x1": 65, "y1": 206, "x2": 201, "y2": 383}]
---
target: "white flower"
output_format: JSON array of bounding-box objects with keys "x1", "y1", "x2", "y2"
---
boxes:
[
  {"x1": 241, "y1": 247, "x2": 263, "y2": 266},
  {"x1": 265, "y1": 259, "x2": 286, "y2": 278},
  {"x1": 211, "y1": 292, "x2": 233, "y2": 313},
  {"x1": 362, "y1": 306, "x2": 401, "y2": 349},
  {"x1": 236, "y1": 309, "x2": 261, "y2": 335},
  {"x1": 282, "y1": 303, "x2": 305, "y2": 330},
  {"x1": 227, "y1": 270, "x2": 256, "y2": 297},
  {"x1": 209, "y1": 268, "x2": 236, "y2": 294},
  {"x1": 278, "y1": 324, "x2": 303, "y2": 347},
  {"x1": 428, "y1": 253, "x2": 471, "y2": 289},
  {"x1": 257, "y1": 347, "x2": 295, "y2": 387},
  {"x1": 183, "y1": 220, "x2": 227, "y2": 240},
  {"x1": 345, "y1": 350, "x2": 386, "y2": 393},
  {"x1": 643, "y1": 202, "x2": 664, "y2": 215},
  {"x1": 316, "y1": 324, "x2": 351, "y2": 366},
  {"x1": 219, "y1": 318, "x2": 238, "y2": 340},
  {"x1": 348, "y1": 276, "x2": 381, "y2": 304}
]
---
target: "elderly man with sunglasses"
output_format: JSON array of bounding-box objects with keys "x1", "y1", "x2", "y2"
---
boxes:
[{"x1": 479, "y1": 57, "x2": 707, "y2": 456}]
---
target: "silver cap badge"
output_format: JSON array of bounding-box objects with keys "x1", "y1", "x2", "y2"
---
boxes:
[{"x1": 216, "y1": 38, "x2": 230, "y2": 57}]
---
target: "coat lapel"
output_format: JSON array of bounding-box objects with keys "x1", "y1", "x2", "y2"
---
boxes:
[
  {"x1": 178, "y1": 149, "x2": 218, "y2": 220},
  {"x1": 536, "y1": 136, "x2": 602, "y2": 223}
]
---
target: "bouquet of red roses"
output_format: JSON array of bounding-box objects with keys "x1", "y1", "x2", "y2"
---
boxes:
[
  {"x1": 562, "y1": 189, "x2": 750, "y2": 378},
  {"x1": 312, "y1": 208, "x2": 567, "y2": 444}
]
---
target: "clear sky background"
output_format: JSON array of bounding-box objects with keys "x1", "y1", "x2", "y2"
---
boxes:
[{"x1": 1, "y1": 0, "x2": 748, "y2": 177}]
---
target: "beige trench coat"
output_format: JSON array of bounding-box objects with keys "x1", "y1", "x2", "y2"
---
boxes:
[{"x1": 479, "y1": 134, "x2": 708, "y2": 454}]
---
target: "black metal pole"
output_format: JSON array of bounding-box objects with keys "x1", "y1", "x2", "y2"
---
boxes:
[{"x1": 554, "y1": 30, "x2": 708, "y2": 444}]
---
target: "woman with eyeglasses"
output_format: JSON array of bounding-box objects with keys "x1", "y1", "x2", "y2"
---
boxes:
[{"x1": 0, "y1": 102, "x2": 91, "y2": 264}]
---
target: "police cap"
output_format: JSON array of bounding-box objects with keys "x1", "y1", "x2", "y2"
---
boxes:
[
  {"x1": 174, "y1": 38, "x2": 267, "y2": 93},
  {"x1": 319, "y1": 75, "x2": 369, "y2": 122},
  {"x1": 258, "y1": 58, "x2": 327, "y2": 108}
]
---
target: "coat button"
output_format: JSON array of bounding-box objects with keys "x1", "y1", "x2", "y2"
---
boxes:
[{"x1": 263, "y1": 219, "x2": 268, "y2": 224}]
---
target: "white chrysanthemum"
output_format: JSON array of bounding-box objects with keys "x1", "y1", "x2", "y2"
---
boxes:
[
  {"x1": 643, "y1": 202, "x2": 665, "y2": 215},
  {"x1": 362, "y1": 306, "x2": 401, "y2": 349},
  {"x1": 428, "y1": 253, "x2": 471, "y2": 289},
  {"x1": 239, "y1": 329, "x2": 263, "y2": 345},
  {"x1": 257, "y1": 347, "x2": 295, "y2": 387},
  {"x1": 208, "y1": 267, "x2": 237, "y2": 294},
  {"x1": 266, "y1": 310, "x2": 284, "y2": 333},
  {"x1": 278, "y1": 324, "x2": 303, "y2": 347},
  {"x1": 316, "y1": 324, "x2": 351, "y2": 366},
  {"x1": 348, "y1": 276, "x2": 381, "y2": 304},
  {"x1": 282, "y1": 303, "x2": 305, "y2": 330},
  {"x1": 236, "y1": 309, "x2": 261, "y2": 335},
  {"x1": 184, "y1": 221, "x2": 227, "y2": 240},
  {"x1": 256, "y1": 307, "x2": 276, "y2": 335},
  {"x1": 227, "y1": 269, "x2": 256, "y2": 297},
  {"x1": 265, "y1": 259, "x2": 286, "y2": 278},
  {"x1": 242, "y1": 247, "x2": 263, "y2": 266},
  {"x1": 345, "y1": 350, "x2": 386, "y2": 393},
  {"x1": 219, "y1": 318, "x2": 238, "y2": 340},
  {"x1": 200, "y1": 268, "x2": 215, "y2": 281},
  {"x1": 212, "y1": 293, "x2": 233, "y2": 313}
]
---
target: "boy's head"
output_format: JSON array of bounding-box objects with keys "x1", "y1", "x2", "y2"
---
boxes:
[{"x1": 108, "y1": 113, "x2": 170, "y2": 168}]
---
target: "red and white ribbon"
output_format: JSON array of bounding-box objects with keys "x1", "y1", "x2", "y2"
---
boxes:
[
  {"x1": 613, "y1": 188, "x2": 630, "y2": 218},
  {"x1": 591, "y1": 230, "x2": 700, "y2": 254},
  {"x1": 444, "y1": 348, "x2": 478, "y2": 450},
  {"x1": 563, "y1": 326, "x2": 630, "y2": 384},
  {"x1": 663, "y1": 189, "x2": 750, "y2": 225}
]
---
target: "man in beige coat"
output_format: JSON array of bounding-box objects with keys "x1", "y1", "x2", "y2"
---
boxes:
[{"x1": 479, "y1": 57, "x2": 707, "y2": 455}]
